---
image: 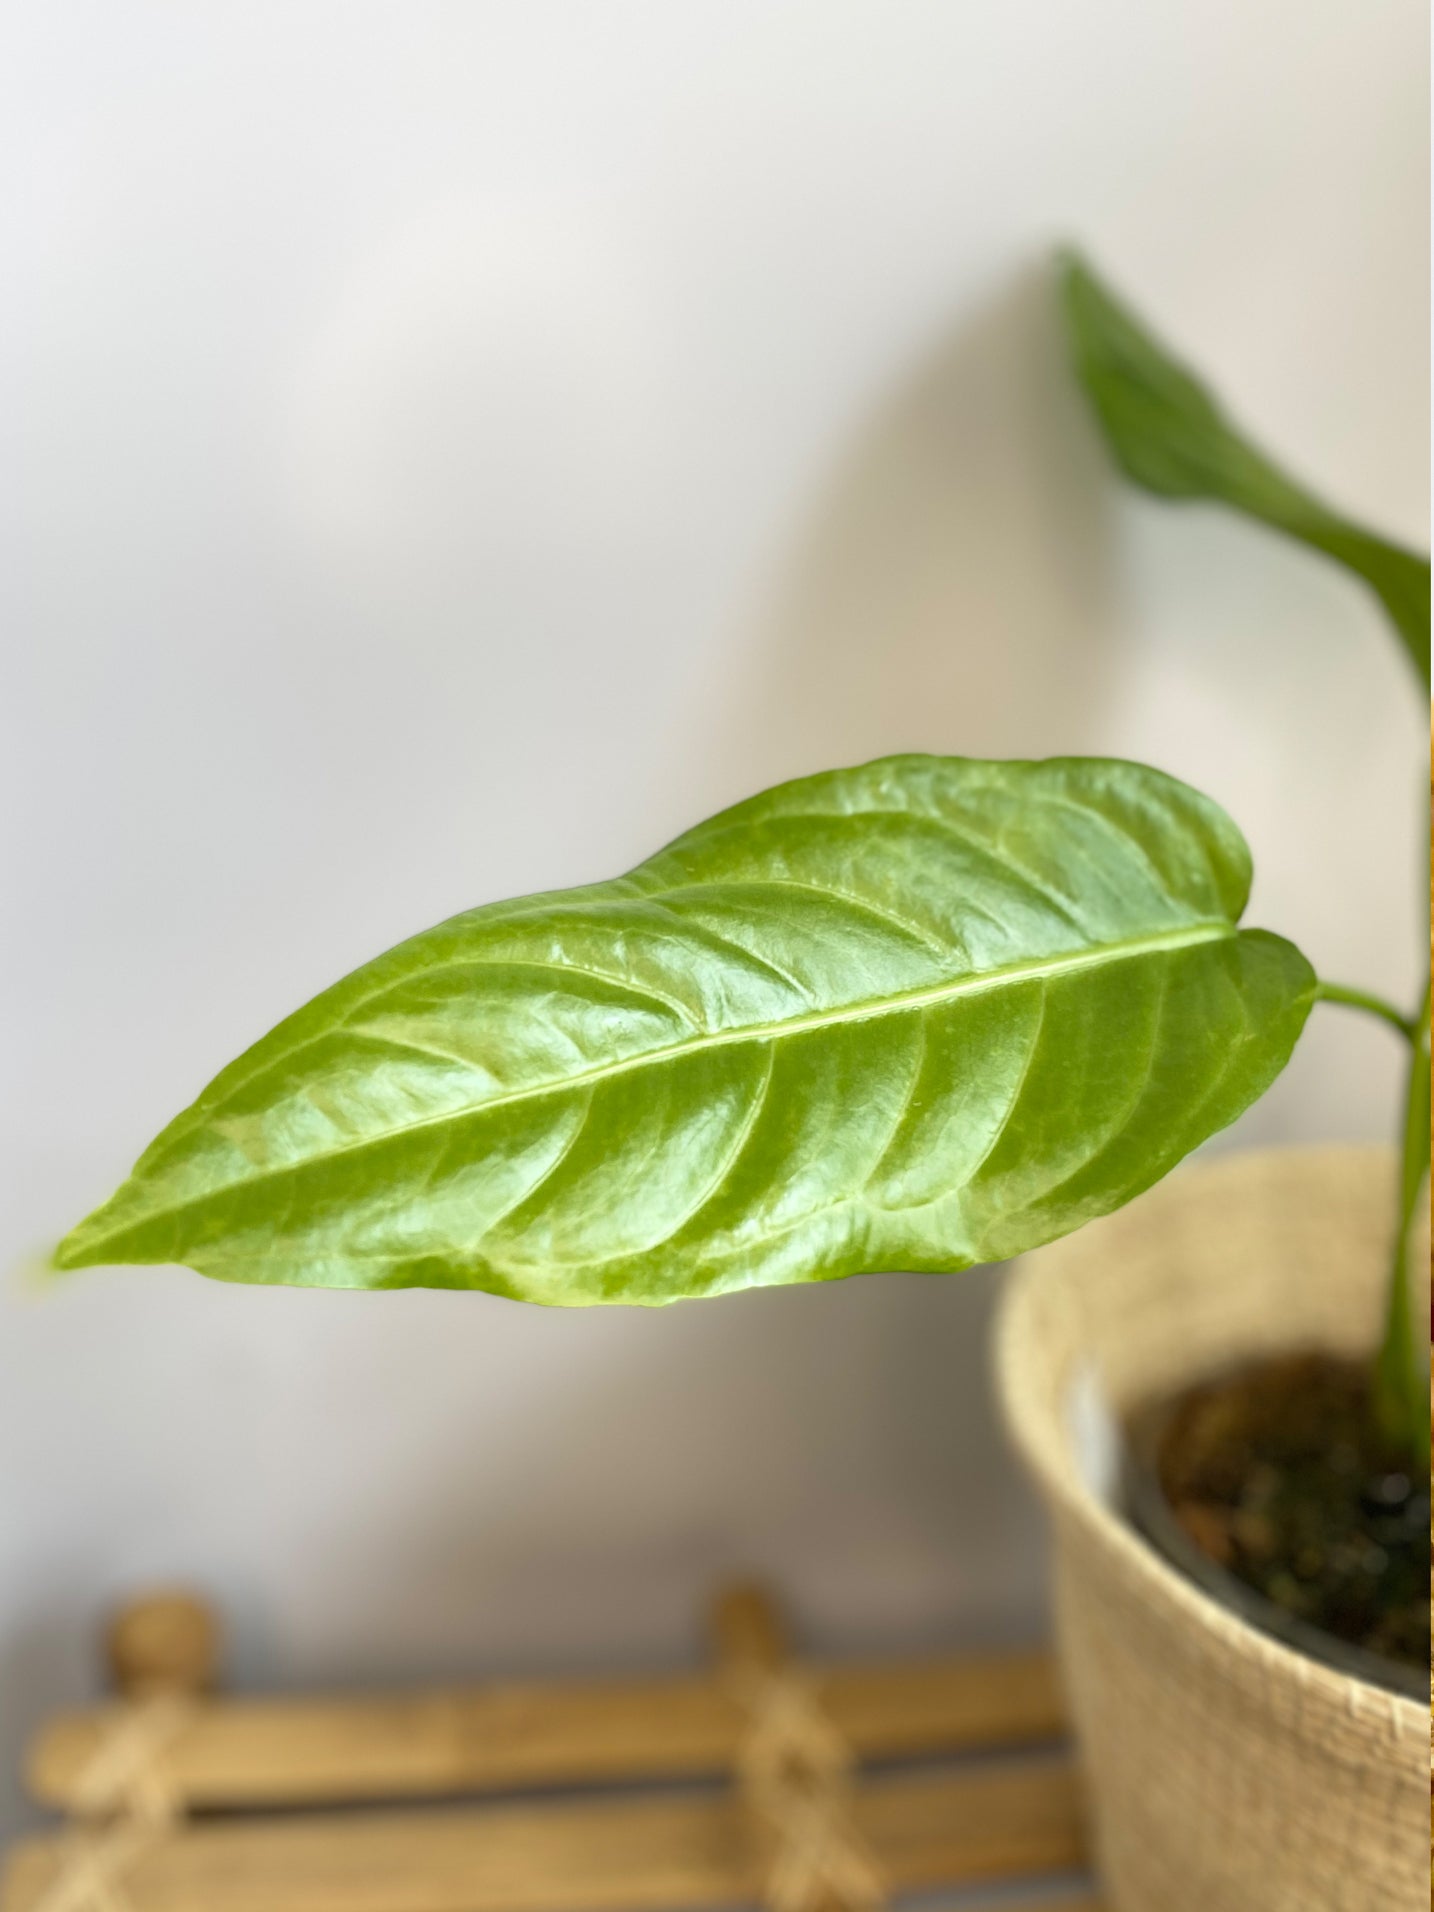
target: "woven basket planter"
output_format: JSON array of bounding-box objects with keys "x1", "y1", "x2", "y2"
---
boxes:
[{"x1": 997, "y1": 1144, "x2": 1428, "y2": 1911}]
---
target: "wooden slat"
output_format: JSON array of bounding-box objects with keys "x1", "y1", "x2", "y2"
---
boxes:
[
  {"x1": 993, "y1": 1903, "x2": 1101, "y2": 1911},
  {"x1": 2, "y1": 1758, "x2": 1086, "y2": 1912},
  {"x1": 936, "y1": 1900, "x2": 1100, "y2": 1912},
  {"x1": 27, "y1": 1649, "x2": 1064, "y2": 1811}
]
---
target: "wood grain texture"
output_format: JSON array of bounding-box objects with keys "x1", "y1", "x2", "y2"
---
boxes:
[
  {"x1": 27, "y1": 1649, "x2": 1065, "y2": 1811},
  {"x1": 2, "y1": 1759, "x2": 1087, "y2": 1912}
]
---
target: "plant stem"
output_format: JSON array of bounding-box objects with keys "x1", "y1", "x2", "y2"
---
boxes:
[
  {"x1": 1314, "y1": 980, "x2": 1420, "y2": 1043},
  {"x1": 1371, "y1": 975, "x2": 1430, "y2": 1465}
]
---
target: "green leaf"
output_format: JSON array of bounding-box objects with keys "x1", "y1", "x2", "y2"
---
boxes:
[
  {"x1": 1062, "y1": 253, "x2": 1431, "y2": 691},
  {"x1": 56, "y1": 756, "x2": 1314, "y2": 1304}
]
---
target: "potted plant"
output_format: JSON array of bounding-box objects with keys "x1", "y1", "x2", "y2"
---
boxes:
[
  {"x1": 994, "y1": 259, "x2": 1430, "y2": 1912},
  {"x1": 52, "y1": 258, "x2": 1428, "y2": 1908}
]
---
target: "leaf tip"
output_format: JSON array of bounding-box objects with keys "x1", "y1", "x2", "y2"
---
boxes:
[
  {"x1": 49, "y1": 1232, "x2": 90, "y2": 1278},
  {"x1": 5, "y1": 1242, "x2": 78, "y2": 1297},
  {"x1": 49, "y1": 1200, "x2": 116, "y2": 1276}
]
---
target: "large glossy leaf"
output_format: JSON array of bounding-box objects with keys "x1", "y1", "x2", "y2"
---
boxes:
[
  {"x1": 56, "y1": 756, "x2": 1314, "y2": 1303},
  {"x1": 1063, "y1": 254, "x2": 1430, "y2": 691}
]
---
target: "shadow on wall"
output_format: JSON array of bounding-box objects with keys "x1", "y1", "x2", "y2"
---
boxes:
[
  {"x1": 254, "y1": 1263, "x2": 1047, "y2": 1688},
  {"x1": 200, "y1": 266, "x2": 1126, "y2": 1691},
  {"x1": 0, "y1": 1269, "x2": 1047, "y2": 1834},
  {"x1": 689, "y1": 258, "x2": 1123, "y2": 804},
  {"x1": 0, "y1": 263, "x2": 1122, "y2": 1827},
  {"x1": 307, "y1": 255, "x2": 1134, "y2": 1680}
]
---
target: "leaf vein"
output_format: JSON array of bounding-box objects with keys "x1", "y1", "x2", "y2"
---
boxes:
[{"x1": 69, "y1": 922, "x2": 1233, "y2": 1257}]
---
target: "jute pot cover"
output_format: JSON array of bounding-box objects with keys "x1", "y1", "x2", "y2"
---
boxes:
[{"x1": 996, "y1": 1145, "x2": 1428, "y2": 1912}]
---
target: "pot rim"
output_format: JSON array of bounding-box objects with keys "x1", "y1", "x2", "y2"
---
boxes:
[{"x1": 995, "y1": 1142, "x2": 1426, "y2": 1741}]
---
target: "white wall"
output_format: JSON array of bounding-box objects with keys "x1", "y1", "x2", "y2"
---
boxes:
[{"x1": 1, "y1": 0, "x2": 1426, "y2": 1843}]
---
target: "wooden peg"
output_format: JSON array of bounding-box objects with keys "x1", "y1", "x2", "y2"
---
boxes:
[
  {"x1": 104, "y1": 1591, "x2": 221, "y2": 1701},
  {"x1": 708, "y1": 1582, "x2": 790, "y2": 1680}
]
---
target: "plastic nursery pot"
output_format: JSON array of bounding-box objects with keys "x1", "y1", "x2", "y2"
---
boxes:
[
  {"x1": 1120, "y1": 1391, "x2": 1427, "y2": 1704},
  {"x1": 996, "y1": 1145, "x2": 1428, "y2": 1912}
]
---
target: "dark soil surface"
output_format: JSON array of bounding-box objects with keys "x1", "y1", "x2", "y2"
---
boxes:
[{"x1": 1151, "y1": 1352, "x2": 1430, "y2": 1674}]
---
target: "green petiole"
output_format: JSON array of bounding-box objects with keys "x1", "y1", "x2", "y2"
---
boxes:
[
  {"x1": 1370, "y1": 977, "x2": 1431, "y2": 1463},
  {"x1": 1315, "y1": 975, "x2": 1428, "y2": 1464},
  {"x1": 1314, "y1": 980, "x2": 1421, "y2": 1045}
]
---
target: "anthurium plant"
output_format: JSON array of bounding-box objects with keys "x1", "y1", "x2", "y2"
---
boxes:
[{"x1": 56, "y1": 258, "x2": 1431, "y2": 1464}]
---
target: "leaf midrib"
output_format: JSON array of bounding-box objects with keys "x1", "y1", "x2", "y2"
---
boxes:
[{"x1": 68, "y1": 919, "x2": 1234, "y2": 1260}]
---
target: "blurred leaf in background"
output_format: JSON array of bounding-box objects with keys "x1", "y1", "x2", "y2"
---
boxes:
[{"x1": 1062, "y1": 253, "x2": 1430, "y2": 691}]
